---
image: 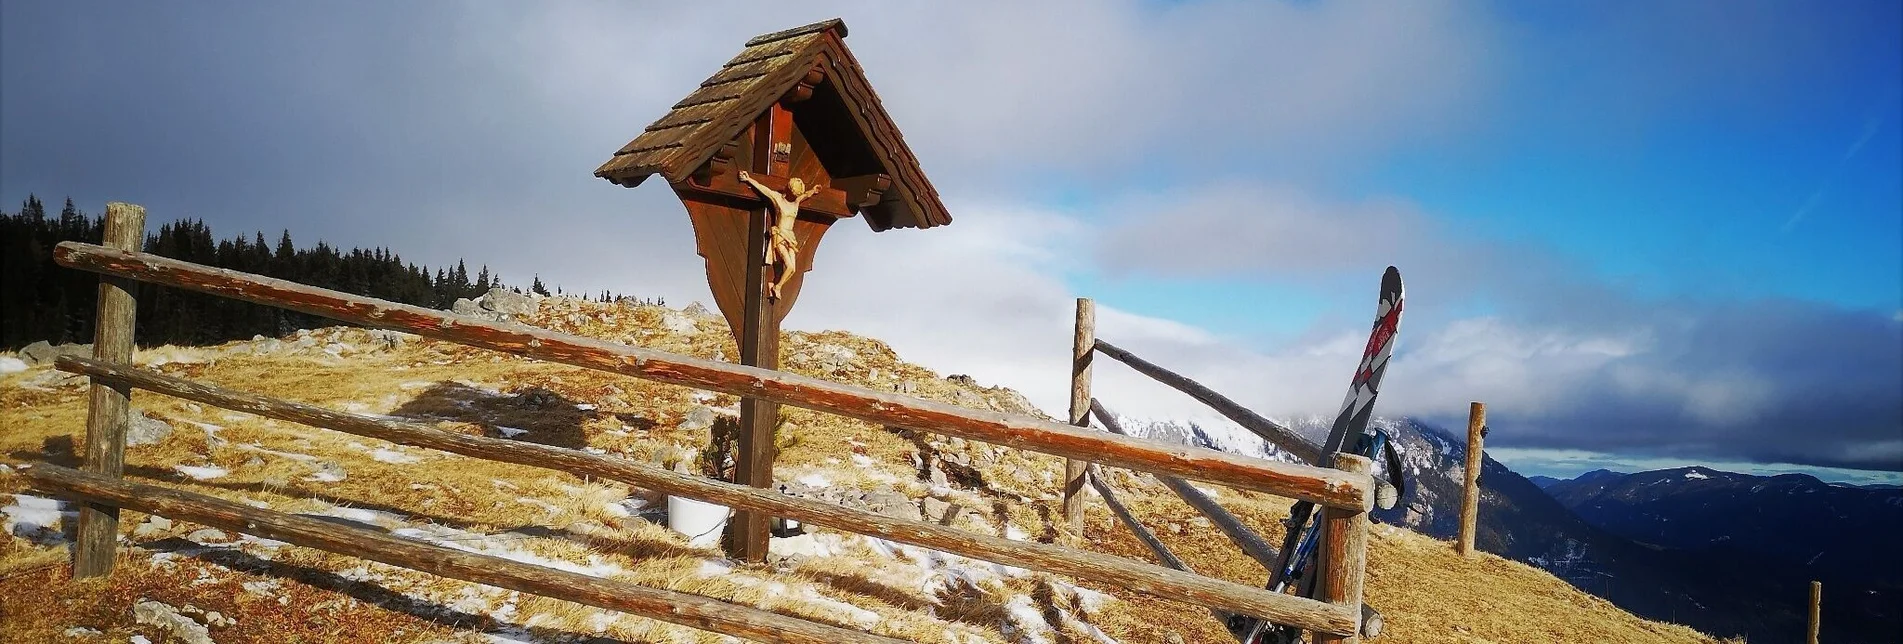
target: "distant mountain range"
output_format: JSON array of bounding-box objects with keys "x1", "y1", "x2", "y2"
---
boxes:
[
  {"x1": 1135, "y1": 414, "x2": 1902, "y2": 643},
  {"x1": 1542, "y1": 466, "x2": 1903, "y2": 594}
]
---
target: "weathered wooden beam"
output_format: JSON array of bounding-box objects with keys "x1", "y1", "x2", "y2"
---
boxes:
[
  {"x1": 51, "y1": 242, "x2": 1372, "y2": 511},
  {"x1": 1093, "y1": 339, "x2": 1323, "y2": 465},
  {"x1": 829, "y1": 173, "x2": 890, "y2": 211},
  {"x1": 1457, "y1": 401, "x2": 1485, "y2": 558},
  {"x1": 674, "y1": 169, "x2": 854, "y2": 220},
  {"x1": 1315, "y1": 454, "x2": 1372, "y2": 644},
  {"x1": 1063, "y1": 298, "x2": 1095, "y2": 537},
  {"x1": 23, "y1": 464, "x2": 902, "y2": 644},
  {"x1": 55, "y1": 356, "x2": 1358, "y2": 634},
  {"x1": 75, "y1": 201, "x2": 144, "y2": 578},
  {"x1": 1091, "y1": 399, "x2": 1282, "y2": 571}
]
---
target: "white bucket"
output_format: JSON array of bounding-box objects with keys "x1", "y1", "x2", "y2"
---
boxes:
[{"x1": 667, "y1": 496, "x2": 731, "y2": 548}]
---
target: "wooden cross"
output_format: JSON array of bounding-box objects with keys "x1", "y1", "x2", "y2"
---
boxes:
[{"x1": 595, "y1": 19, "x2": 950, "y2": 562}]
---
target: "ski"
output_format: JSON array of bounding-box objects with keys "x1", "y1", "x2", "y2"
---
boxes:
[{"x1": 1238, "y1": 266, "x2": 1405, "y2": 644}]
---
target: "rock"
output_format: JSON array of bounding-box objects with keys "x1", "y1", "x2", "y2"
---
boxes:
[
  {"x1": 863, "y1": 491, "x2": 920, "y2": 521},
  {"x1": 203, "y1": 611, "x2": 235, "y2": 628},
  {"x1": 133, "y1": 599, "x2": 215, "y2": 644},
  {"x1": 660, "y1": 310, "x2": 700, "y2": 336},
  {"x1": 19, "y1": 341, "x2": 90, "y2": 366},
  {"x1": 678, "y1": 406, "x2": 717, "y2": 432},
  {"x1": 451, "y1": 298, "x2": 482, "y2": 315},
  {"x1": 920, "y1": 497, "x2": 951, "y2": 522},
  {"x1": 480, "y1": 287, "x2": 537, "y2": 316},
  {"x1": 1165, "y1": 633, "x2": 1187, "y2": 644},
  {"x1": 682, "y1": 302, "x2": 716, "y2": 319},
  {"x1": 133, "y1": 515, "x2": 173, "y2": 538},
  {"x1": 17, "y1": 341, "x2": 54, "y2": 364},
  {"x1": 366, "y1": 329, "x2": 410, "y2": 350},
  {"x1": 126, "y1": 411, "x2": 174, "y2": 447},
  {"x1": 186, "y1": 528, "x2": 229, "y2": 542}
]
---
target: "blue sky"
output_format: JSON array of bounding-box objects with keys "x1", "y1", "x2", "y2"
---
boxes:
[{"x1": 3, "y1": 1, "x2": 1899, "y2": 483}]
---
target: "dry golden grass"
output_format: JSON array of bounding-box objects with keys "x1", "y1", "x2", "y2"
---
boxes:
[{"x1": 0, "y1": 296, "x2": 1722, "y2": 643}]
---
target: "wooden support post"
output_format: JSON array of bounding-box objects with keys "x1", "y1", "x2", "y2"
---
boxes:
[
  {"x1": 1808, "y1": 580, "x2": 1821, "y2": 644},
  {"x1": 1316, "y1": 453, "x2": 1373, "y2": 644},
  {"x1": 1063, "y1": 298, "x2": 1094, "y2": 538},
  {"x1": 1457, "y1": 401, "x2": 1485, "y2": 558},
  {"x1": 74, "y1": 201, "x2": 143, "y2": 578},
  {"x1": 728, "y1": 107, "x2": 789, "y2": 563}
]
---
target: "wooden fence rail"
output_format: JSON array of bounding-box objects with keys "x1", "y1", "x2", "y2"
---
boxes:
[
  {"x1": 55, "y1": 355, "x2": 1359, "y2": 635},
  {"x1": 24, "y1": 465, "x2": 904, "y2": 644},
  {"x1": 1093, "y1": 339, "x2": 1323, "y2": 464},
  {"x1": 52, "y1": 240, "x2": 1370, "y2": 511}
]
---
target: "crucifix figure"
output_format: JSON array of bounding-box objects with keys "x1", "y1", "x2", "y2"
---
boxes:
[{"x1": 738, "y1": 170, "x2": 825, "y2": 300}]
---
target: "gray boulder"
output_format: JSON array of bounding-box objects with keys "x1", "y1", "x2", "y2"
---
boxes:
[
  {"x1": 126, "y1": 411, "x2": 174, "y2": 447},
  {"x1": 480, "y1": 287, "x2": 537, "y2": 316},
  {"x1": 19, "y1": 341, "x2": 91, "y2": 366},
  {"x1": 678, "y1": 406, "x2": 717, "y2": 432},
  {"x1": 451, "y1": 298, "x2": 482, "y2": 315}
]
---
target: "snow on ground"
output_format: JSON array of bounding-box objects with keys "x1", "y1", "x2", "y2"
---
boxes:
[
  {"x1": 3, "y1": 493, "x2": 74, "y2": 542},
  {"x1": 495, "y1": 426, "x2": 529, "y2": 438},
  {"x1": 370, "y1": 447, "x2": 422, "y2": 464},
  {"x1": 0, "y1": 356, "x2": 26, "y2": 373},
  {"x1": 1685, "y1": 470, "x2": 1710, "y2": 480},
  {"x1": 172, "y1": 465, "x2": 230, "y2": 480}
]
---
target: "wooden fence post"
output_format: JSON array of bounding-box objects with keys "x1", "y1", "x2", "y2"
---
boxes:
[
  {"x1": 1316, "y1": 453, "x2": 1373, "y2": 644},
  {"x1": 74, "y1": 201, "x2": 144, "y2": 578},
  {"x1": 1062, "y1": 298, "x2": 1094, "y2": 538},
  {"x1": 1457, "y1": 401, "x2": 1485, "y2": 558},
  {"x1": 1808, "y1": 580, "x2": 1821, "y2": 644}
]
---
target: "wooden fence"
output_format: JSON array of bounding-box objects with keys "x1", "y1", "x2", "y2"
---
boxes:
[
  {"x1": 30, "y1": 203, "x2": 1377, "y2": 642},
  {"x1": 1061, "y1": 298, "x2": 1381, "y2": 642}
]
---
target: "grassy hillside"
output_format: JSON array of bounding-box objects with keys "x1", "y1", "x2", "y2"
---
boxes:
[{"x1": 0, "y1": 296, "x2": 1726, "y2": 643}]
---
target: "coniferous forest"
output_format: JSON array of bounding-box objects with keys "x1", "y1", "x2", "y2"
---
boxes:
[{"x1": 0, "y1": 195, "x2": 570, "y2": 350}]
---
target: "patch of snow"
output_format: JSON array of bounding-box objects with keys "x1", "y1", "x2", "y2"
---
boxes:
[
  {"x1": 696, "y1": 560, "x2": 735, "y2": 577},
  {"x1": 1002, "y1": 594, "x2": 1055, "y2": 644},
  {"x1": 517, "y1": 498, "x2": 562, "y2": 515},
  {"x1": 1685, "y1": 470, "x2": 1710, "y2": 480},
  {"x1": 370, "y1": 448, "x2": 421, "y2": 464},
  {"x1": 496, "y1": 426, "x2": 530, "y2": 438},
  {"x1": 575, "y1": 403, "x2": 597, "y2": 411},
  {"x1": 130, "y1": 636, "x2": 153, "y2": 644},
  {"x1": 4, "y1": 494, "x2": 72, "y2": 540},
  {"x1": 173, "y1": 465, "x2": 229, "y2": 480},
  {"x1": 304, "y1": 469, "x2": 347, "y2": 483},
  {"x1": 796, "y1": 473, "x2": 831, "y2": 487},
  {"x1": 799, "y1": 588, "x2": 882, "y2": 629},
  {"x1": 0, "y1": 357, "x2": 26, "y2": 374},
  {"x1": 851, "y1": 454, "x2": 875, "y2": 467}
]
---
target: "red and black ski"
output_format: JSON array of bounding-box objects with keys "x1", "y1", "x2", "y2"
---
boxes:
[{"x1": 1240, "y1": 266, "x2": 1404, "y2": 643}]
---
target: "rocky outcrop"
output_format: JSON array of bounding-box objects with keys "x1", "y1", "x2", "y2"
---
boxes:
[{"x1": 16, "y1": 341, "x2": 91, "y2": 366}]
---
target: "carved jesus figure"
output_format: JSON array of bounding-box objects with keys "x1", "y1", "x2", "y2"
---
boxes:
[{"x1": 738, "y1": 171, "x2": 824, "y2": 301}]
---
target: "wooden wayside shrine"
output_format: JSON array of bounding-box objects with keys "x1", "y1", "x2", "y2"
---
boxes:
[{"x1": 595, "y1": 18, "x2": 952, "y2": 561}]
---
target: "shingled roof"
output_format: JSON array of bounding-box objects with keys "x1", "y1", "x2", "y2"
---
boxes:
[{"x1": 595, "y1": 18, "x2": 951, "y2": 231}]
